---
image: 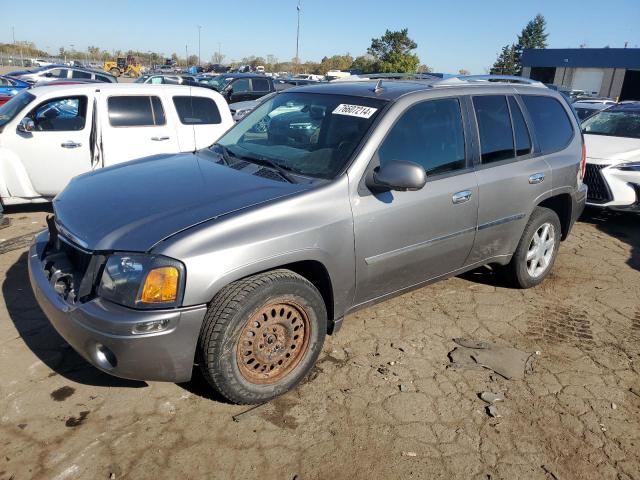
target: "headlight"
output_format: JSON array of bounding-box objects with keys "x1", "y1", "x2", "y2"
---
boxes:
[
  {"x1": 97, "y1": 254, "x2": 185, "y2": 309},
  {"x1": 611, "y1": 162, "x2": 640, "y2": 172}
]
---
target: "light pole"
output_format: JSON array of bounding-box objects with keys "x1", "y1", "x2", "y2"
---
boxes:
[
  {"x1": 295, "y1": 0, "x2": 301, "y2": 70},
  {"x1": 197, "y1": 25, "x2": 202, "y2": 67}
]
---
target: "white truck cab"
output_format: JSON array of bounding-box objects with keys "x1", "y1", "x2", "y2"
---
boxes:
[{"x1": 0, "y1": 84, "x2": 233, "y2": 205}]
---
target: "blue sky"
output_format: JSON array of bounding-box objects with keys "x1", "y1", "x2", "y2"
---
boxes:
[{"x1": 2, "y1": 0, "x2": 638, "y2": 73}]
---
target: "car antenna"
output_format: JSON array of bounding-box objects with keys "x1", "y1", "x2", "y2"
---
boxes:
[{"x1": 373, "y1": 79, "x2": 384, "y2": 93}]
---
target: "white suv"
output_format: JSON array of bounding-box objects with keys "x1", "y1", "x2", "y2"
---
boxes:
[
  {"x1": 0, "y1": 84, "x2": 233, "y2": 205},
  {"x1": 582, "y1": 102, "x2": 640, "y2": 212}
]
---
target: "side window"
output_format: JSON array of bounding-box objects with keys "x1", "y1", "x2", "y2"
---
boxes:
[
  {"x1": 150, "y1": 76, "x2": 163, "y2": 84},
  {"x1": 30, "y1": 96, "x2": 87, "y2": 131},
  {"x1": 172, "y1": 96, "x2": 221, "y2": 125},
  {"x1": 508, "y1": 97, "x2": 532, "y2": 156},
  {"x1": 95, "y1": 74, "x2": 111, "y2": 83},
  {"x1": 107, "y1": 96, "x2": 166, "y2": 127},
  {"x1": 252, "y1": 78, "x2": 270, "y2": 92},
  {"x1": 72, "y1": 70, "x2": 92, "y2": 79},
  {"x1": 231, "y1": 78, "x2": 250, "y2": 93},
  {"x1": 378, "y1": 98, "x2": 466, "y2": 176},
  {"x1": 473, "y1": 95, "x2": 514, "y2": 164},
  {"x1": 521, "y1": 95, "x2": 574, "y2": 153},
  {"x1": 48, "y1": 68, "x2": 68, "y2": 79}
]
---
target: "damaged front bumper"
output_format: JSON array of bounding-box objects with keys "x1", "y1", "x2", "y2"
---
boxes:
[{"x1": 28, "y1": 230, "x2": 207, "y2": 383}]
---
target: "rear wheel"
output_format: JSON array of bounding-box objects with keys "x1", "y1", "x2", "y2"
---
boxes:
[
  {"x1": 507, "y1": 207, "x2": 561, "y2": 288},
  {"x1": 198, "y1": 269, "x2": 327, "y2": 404}
]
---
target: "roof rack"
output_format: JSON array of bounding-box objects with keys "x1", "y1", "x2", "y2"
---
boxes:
[
  {"x1": 434, "y1": 75, "x2": 546, "y2": 88},
  {"x1": 331, "y1": 72, "x2": 439, "y2": 82}
]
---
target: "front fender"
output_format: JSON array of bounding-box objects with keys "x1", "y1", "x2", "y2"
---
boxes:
[{"x1": 155, "y1": 178, "x2": 356, "y2": 320}]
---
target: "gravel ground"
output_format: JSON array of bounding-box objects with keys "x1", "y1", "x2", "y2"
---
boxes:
[{"x1": 0, "y1": 207, "x2": 638, "y2": 480}]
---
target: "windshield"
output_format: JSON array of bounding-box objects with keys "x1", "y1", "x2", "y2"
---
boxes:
[
  {"x1": 582, "y1": 110, "x2": 640, "y2": 139},
  {"x1": 215, "y1": 92, "x2": 386, "y2": 179},
  {"x1": 0, "y1": 90, "x2": 35, "y2": 130},
  {"x1": 574, "y1": 107, "x2": 600, "y2": 121}
]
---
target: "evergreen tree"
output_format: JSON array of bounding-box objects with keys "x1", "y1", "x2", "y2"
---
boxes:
[
  {"x1": 366, "y1": 29, "x2": 420, "y2": 73},
  {"x1": 490, "y1": 44, "x2": 519, "y2": 75},
  {"x1": 514, "y1": 14, "x2": 548, "y2": 73}
]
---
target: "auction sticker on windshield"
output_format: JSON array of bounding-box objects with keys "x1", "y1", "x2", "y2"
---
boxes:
[{"x1": 332, "y1": 104, "x2": 377, "y2": 119}]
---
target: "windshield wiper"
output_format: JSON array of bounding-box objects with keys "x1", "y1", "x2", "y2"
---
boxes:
[
  {"x1": 213, "y1": 143, "x2": 231, "y2": 165},
  {"x1": 246, "y1": 156, "x2": 298, "y2": 183}
]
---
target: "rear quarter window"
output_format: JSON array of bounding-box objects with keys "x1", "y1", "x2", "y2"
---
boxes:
[
  {"x1": 173, "y1": 96, "x2": 221, "y2": 124},
  {"x1": 521, "y1": 95, "x2": 574, "y2": 154},
  {"x1": 107, "y1": 96, "x2": 166, "y2": 127}
]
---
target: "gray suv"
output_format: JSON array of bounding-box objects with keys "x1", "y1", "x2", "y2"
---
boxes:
[{"x1": 29, "y1": 76, "x2": 587, "y2": 404}]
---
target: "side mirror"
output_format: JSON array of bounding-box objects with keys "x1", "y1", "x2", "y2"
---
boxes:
[
  {"x1": 368, "y1": 160, "x2": 427, "y2": 192},
  {"x1": 17, "y1": 117, "x2": 35, "y2": 133}
]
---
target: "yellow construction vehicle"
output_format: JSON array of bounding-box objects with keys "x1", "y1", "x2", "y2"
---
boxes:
[{"x1": 103, "y1": 56, "x2": 142, "y2": 78}]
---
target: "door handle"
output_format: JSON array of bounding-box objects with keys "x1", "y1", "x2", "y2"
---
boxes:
[
  {"x1": 529, "y1": 173, "x2": 545, "y2": 184},
  {"x1": 151, "y1": 136, "x2": 170, "y2": 141},
  {"x1": 61, "y1": 141, "x2": 82, "y2": 148},
  {"x1": 452, "y1": 190, "x2": 472, "y2": 204}
]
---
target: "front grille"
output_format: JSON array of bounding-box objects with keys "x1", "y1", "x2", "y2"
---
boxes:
[
  {"x1": 43, "y1": 218, "x2": 104, "y2": 303},
  {"x1": 584, "y1": 164, "x2": 612, "y2": 203}
]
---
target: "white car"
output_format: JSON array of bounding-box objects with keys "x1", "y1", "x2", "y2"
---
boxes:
[
  {"x1": 582, "y1": 102, "x2": 640, "y2": 212},
  {"x1": 573, "y1": 99, "x2": 616, "y2": 121},
  {"x1": 0, "y1": 83, "x2": 233, "y2": 205}
]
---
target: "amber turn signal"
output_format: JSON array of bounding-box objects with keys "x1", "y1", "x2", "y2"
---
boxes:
[{"x1": 140, "y1": 266, "x2": 179, "y2": 303}]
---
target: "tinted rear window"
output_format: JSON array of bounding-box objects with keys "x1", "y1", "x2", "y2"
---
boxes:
[
  {"x1": 521, "y1": 95, "x2": 574, "y2": 153},
  {"x1": 252, "y1": 78, "x2": 270, "y2": 92},
  {"x1": 108, "y1": 96, "x2": 166, "y2": 127},
  {"x1": 173, "y1": 96, "x2": 221, "y2": 124}
]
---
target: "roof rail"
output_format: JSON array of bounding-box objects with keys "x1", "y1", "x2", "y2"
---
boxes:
[{"x1": 434, "y1": 75, "x2": 546, "y2": 88}]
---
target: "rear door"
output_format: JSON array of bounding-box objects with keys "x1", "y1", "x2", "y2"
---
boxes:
[
  {"x1": 100, "y1": 94, "x2": 180, "y2": 165},
  {"x1": 352, "y1": 96, "x2": 478, "y2": 304},
  {"x1": 2, "y1": 94, "x2": 93, "y2": 196},
  {"x1": 172, "y1": 94, "x2": 231, "y2": 150},
  {"x1": 467, "y1": 94, "x2": 551, "y2": 264},
  {"x1": 250, "y1": 77, "x2": 272, "y2": 99}
]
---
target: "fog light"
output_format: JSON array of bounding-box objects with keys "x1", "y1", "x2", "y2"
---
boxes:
[
  {"x1": 94, "y1": 343, "x2": 117, "y2": 369},
  {"x1": 132, "y1": 319, "x2": 171, "y2": 335}
]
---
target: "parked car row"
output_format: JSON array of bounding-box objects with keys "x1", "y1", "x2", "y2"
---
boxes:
[{"x1": 6, "y1": 65, "x2": 117, "y2": 85}]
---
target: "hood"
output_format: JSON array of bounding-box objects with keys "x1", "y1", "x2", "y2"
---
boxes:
[
  {"x1": 53, "y1": 151, "x2": 310, "y2": 252},
  {"x1": 584, "y1": 134, "x2": 640, "y2": 164}
]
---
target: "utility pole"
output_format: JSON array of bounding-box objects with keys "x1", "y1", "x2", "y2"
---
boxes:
[
  {"x1": 185, "y1": 44, "x2": 188, "y2": 68},
  {"x1": 197, "y1": 25, "x2": 202, "y2": 67},
  {"x1": 295, "y1": 0, "x2": 302, "y2": 71}
]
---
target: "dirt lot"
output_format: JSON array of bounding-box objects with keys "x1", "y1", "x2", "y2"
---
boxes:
[{"x1": 0, "y1": 207, "x2": 638, "y2": 480}]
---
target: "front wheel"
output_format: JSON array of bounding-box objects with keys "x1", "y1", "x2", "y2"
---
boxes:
[
  {"x1": 507, "y1": 207, "x2": 561, "y2": 288},
  {"x1": 198, "y1": 269, "x2": 327, "y2": 404}
]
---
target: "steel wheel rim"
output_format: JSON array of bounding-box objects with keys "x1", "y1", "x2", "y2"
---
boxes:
[
  {"x1": 526, "y1": 222, "x2": 555, "y2": 278},
  {"x1": 236, "y1": 300, "x2": 311, "y2": 384}
]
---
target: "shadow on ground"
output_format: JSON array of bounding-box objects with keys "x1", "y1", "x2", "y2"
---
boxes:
[
  {"x1": 2, "y1": 252, "x2": 146, "y2": 388},
  {"x1": 580, "y1": 207, "x2": 639, "y2": 273}
]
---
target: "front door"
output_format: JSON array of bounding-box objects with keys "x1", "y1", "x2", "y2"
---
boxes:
[
  {"x1": 3, "y1": 94, "x2": 92, "y2": 196},
  {"x1": 227, "y1": 78, "x2": 253, "y2": 103},
  {"x1": 352, "y1": 96, "x2": 478, "y2": 305}
]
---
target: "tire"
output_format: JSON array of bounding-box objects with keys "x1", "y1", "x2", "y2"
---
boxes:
[
  {"x1": 198, "y1": 269, "x2": 327, "y2": 404},
  {"x1": 507, "y1": 207, "x2": 561, "y2": 289},
  {"x1": 109, "y1": 68, "x2": 120, "y2": 77}
]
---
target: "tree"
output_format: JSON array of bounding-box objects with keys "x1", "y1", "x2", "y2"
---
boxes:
[
  {"x1": 366, "y1": 28, "x2": 420, "y2": 73},
  {"x1": 490, "y1": 44, "x2": 519, "y2": 75},
  {"x1": 351, "y1": 54, "x2": 376, "y2": 73},
  {"x1": 458, "y1": 68, "x2": 470, "y2": 76},
  {"x1": 417, "y1": 64, "x2": 433, "y2": 73},
  {"x1": 209, "y1": 52, "x2": 224, "y2": 64},
  {"x1": 513, "y1": 14, "x2": 548, "y2": 73}
]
